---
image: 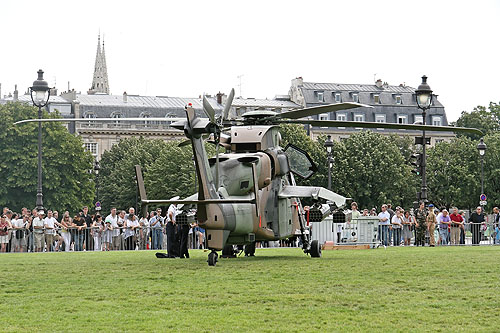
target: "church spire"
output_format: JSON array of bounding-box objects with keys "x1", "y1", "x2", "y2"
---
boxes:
[{"x1": 88, "y1": 34, "x2": 110, "y2": 95}]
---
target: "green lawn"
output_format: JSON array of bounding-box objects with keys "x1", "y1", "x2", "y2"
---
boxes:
[{"x1": 1, "y1": 247, "x2": 499, "y2": 332}]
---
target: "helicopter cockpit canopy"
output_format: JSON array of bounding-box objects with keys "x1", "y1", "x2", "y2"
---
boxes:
[{"x1": 283, "y1": 144, "x2": 317, "y2": 180}]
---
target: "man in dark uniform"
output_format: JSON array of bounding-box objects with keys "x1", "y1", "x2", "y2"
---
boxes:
[
  {"x1": 415, "y1": 201, "x2": 427, "y2": 246},
  {"x1": 178, "y1": 222, "x2": 190, "y2": 258},
  {"x1": 166, "y1": 202, "x2": 178, "y2": 258},
  {"x1": 469, "y1": 206, "x2": 485, "y2": 245},
  {"x1": 80, "y1": 206, "x2": 93, "y2": 251}
]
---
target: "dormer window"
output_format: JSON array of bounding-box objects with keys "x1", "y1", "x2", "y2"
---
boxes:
[
  {"x1": 373, "y1": 94, "x2": 380, "y2": 104},
  {"x1": 397, "y1": 115, "x2": 408, "y2": 124},
  {"x1": 352, "y1": 93, "x2": 359, "y2": 103},
  {"x1": 336, "y1": 113, "x2": 347, "y2": 121},
  {"x1": 432, "y1": 116, "x2": 442, "y2": 126},
  {"x1": 334, "y1": 93, "x2": 341, "y2": 103},
  {"x1": 375, "y1": 114, "x2": 386, "y2": 123},
  {"x1": 111, "y1": 112, "x2": 122, "y2": 124},
  {"x1": 315, "y1": 91, "x2": 324, "y2": 102},
  {"x1": 395, "y1": 95, "x2": 402, "y2": 104}
]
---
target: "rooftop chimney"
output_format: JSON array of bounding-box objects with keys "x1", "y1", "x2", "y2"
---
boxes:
[
  {"x1": 123, "y1": 91, "x2": 127, "y2": 103},
  {"x1": 13, "y1": 84, "x2": 18, "y2": 101},
  {"x1": 375, "y1": 79, "x2": 383, "y2": 88},
  {"x1": 216, "y1": 91, "x2": 223, "y2": 104}
]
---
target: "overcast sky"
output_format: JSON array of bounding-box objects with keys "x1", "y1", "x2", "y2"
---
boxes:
[{"x1": 1, "y1": 0, "x2": 499, "y2": 121}]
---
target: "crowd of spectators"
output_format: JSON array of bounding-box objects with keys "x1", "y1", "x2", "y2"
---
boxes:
[
  {"x1": 345, "y1": 202, "x2": 500, "y2": 246},
  {"x1": 2, "y1": 202, "x2": 500, "y2": 253},
  {"x1": 0, "y1": 205, "x2": 206, "y2": 253}
]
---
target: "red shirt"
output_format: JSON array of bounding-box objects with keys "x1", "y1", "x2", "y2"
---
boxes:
[{"x1": 450, "y1": 213, "x2": 463, "y2": 226}]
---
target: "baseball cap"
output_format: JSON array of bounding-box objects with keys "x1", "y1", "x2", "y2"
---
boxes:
[{"x1": 428, "y1": 204, "x2": 434, "y2": 208}]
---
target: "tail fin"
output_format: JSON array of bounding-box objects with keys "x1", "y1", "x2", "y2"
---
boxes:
[{"x1": 135, "y1": 165, "x2": 148, "y2": 216}]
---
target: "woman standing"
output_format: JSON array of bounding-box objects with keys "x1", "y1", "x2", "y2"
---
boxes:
[
  {"x1": 426, "y1": 206, "x2": 437, "y2": 247},
  {"x1": 92, "y1": 215, "x2": 103, "y2": 251},
  {"x1": 59, "y1": 212, "x2": 72, "y2": 251},
  {"x1": 402, "y1": 211, "x2": 414, "y2": 246},
  {"x1": 391, "y1": 210, "x2": 403, "y2": 246},
  {"x1": 0, "y1": 215, "x2": 12, "y2": 252},
  {"x1": 139, "y1": 212, "x2": 150, "y2": 250}
]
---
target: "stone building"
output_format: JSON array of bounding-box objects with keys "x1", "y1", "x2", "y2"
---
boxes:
[{"x1": 289, "y1": 77, "x2": 454, "y2": 144}]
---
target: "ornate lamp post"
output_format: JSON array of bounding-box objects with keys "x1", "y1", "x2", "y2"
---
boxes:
[
  {"x1": 323, "y1": 135, "x2": 334, "y2": 191},
  {"x1": 29, "y1": 70, "x2": 51, "y2": 213},
  {"x1": 415, "y1": 75, "x2": 433, "y2": 204},
  {"x1": 477, "y1": 138, "x2": 487, "y2": 208},
  {"x1": 94, "y1": 159, "x2": 100, "y2": 209}
]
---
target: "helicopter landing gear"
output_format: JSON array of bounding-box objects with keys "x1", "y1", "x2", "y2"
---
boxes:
[
  {"x1": 244, "y1": 242, "x2": 256, "y2": 257},
  {"x1": 221, "y1": 245, "x2": 237, "y2": 258},
  {"x1": 309, "y1": 240, "x2": 322, "y2": 258},
  {"x1": 207, "y1": 250, "x2": 218, "y2": 266}
]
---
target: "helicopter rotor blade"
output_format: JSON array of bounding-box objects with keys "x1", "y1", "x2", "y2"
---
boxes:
[
  {"x1": 279, "y1": 102, "x2": 370, "y2": 120},
  {"x1": 202, "y1": 95, "x2": 216, "y2": 123},
  {"x1": 283, "y1": 119, "x2": 484, "y2": 136},
  {"x1": 223, "y1": 88, "x2": 235, "y2": 120}
]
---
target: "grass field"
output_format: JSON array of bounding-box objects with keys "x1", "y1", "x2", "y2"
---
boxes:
[{"x1": 1, "y1": 247, "x2": 499, "y2": 332}]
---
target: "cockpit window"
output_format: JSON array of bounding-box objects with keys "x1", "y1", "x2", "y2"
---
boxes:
[{"x1": 283, "y1": 144, "x2": 317, "y2": 179}]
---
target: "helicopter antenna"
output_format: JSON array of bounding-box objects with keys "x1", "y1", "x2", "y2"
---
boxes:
[{"x1": 237, "y1": 74, "x2": 244, "y2": 97}]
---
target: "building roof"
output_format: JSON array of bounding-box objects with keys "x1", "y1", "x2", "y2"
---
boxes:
[
  {"x1": 302, "y1": 81, "x2": 415, "y2": 94},
  {"x1": 232, "y1": 97, "x2": 300, "y2": 109},
  {"x1": 3, "y1": 94, "x2": 71, "y2": 104},
  {"x1": 293, "y1": 78, "x2": 448, "y2": 126}
]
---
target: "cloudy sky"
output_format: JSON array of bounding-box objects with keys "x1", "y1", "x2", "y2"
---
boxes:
[{"x1": 1, "y1": 0, "x2": 499, "y2": 121}]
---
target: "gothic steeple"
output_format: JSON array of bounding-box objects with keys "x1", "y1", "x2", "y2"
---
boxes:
[{"x1": 88, "y1": 34, "x2": 110, "y2": 95}]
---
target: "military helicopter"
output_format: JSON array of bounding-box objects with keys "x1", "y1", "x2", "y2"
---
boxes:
[{"x1": 16, "y1": 89, "x2": 483, "y2": 266}]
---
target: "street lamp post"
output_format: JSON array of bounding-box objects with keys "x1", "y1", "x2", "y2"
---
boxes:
[
  {"x1": 415, "y1": 75, "x2": 433, "y2": 204},
  {"x1": 94, "y1": 159, "x2": 100, "y2": 205},
  {"x1": 324, "y1": 135, "x2": 334, "y2": 191},
  {"x1": 29, "y1": 70, "x2": 51, "y2": 213},
  {"x1": 477, "y1": 138, "x2": 487, "y2": 207}
]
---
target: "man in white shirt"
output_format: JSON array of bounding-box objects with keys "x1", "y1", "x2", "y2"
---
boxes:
[
  {"x1": 105, "y1": 208, "x2": 120, "y2": 250},
  {"x1": 378, "y1": 204, "x2": 391, "y2": 246},
  {"x1": 44, "y1": 210, "x2": 58, "y2": 252},
  {"x1": 32, "y1": 211, "x2": 45, "y2": 252},
  {"x1": 150, "y1": 208, "x2": 164, "y2": 250}
]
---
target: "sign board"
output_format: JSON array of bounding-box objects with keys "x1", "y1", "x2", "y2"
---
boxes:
[
  {"x1": 480, "y1": 194, "x2": 487, "y2": 201},
  {"x1": 95, "y1": 201, "x2": 101, "y2": 211},
  {"x1": 480, "y1": 200, "x2": 487, "y2": 206}
]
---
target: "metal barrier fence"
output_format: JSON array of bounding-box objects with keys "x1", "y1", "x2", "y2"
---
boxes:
[
  {"x1": 330, "y1": 221, "x2": 499, "y2": 246},
  {"x1": 0, "y1": 226, "x2": 208, "y2": 253}
]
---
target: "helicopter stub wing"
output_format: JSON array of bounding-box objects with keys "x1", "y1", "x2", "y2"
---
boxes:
[{"x1": 278, "y1": 185, "x2": 347, "y2": 208}]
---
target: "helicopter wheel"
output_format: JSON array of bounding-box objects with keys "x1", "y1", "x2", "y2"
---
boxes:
[
  {"x1": 207, "y1": 251, "x2": 218, "y2": 266},
  {"x1": 310, "y1": 240, "x2": 322, "y2": 258},
  {"x1": 244, "y1": 242, "x2": 256, "y2": 257}
]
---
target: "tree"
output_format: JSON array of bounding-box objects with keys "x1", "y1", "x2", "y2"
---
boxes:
[
  {"x1": 329, "y1": 131, "x2": 416, "y2": 210},
  {"x1": 98, "y1": 137, "x2": 166, "y2": 212},
  {"x1": 279, "y1": 124, "x2": 328, "y2": 188},
  {"x1": 454, "y1": 102, "x2": 500, "y2": 140},
  {"x1": 426, "y1": 136, "x2": 480, "y2": 209},
  {"x1": 98, "y1": 136, "x2": 217, "y2": 212},
  {"x1": 482, "y1": 133, "x2": 500, "y2": 211},
  {"x1": 0, "y1": 102, "x2": 94, "y2": 213}
]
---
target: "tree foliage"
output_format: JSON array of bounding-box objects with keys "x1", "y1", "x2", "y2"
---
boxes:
[
  {"x1": 99, "y1": 137, "x2": 216, "y2": 211},
  {"x1": 454, "y1": 102, "x2": 500, "y2": 140},
  {"x1": 280, "y1": 125, "x2": 417, "y2": 210},
  {"x1": 329, "y1": 131, "x2": 416, "y2": 210},
  {"x1": 0, "y1": 102, "x2": 94, "y2": 213},
  {"x1": 426, "y1": 136, "x2": 480, "y2": 209}
]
